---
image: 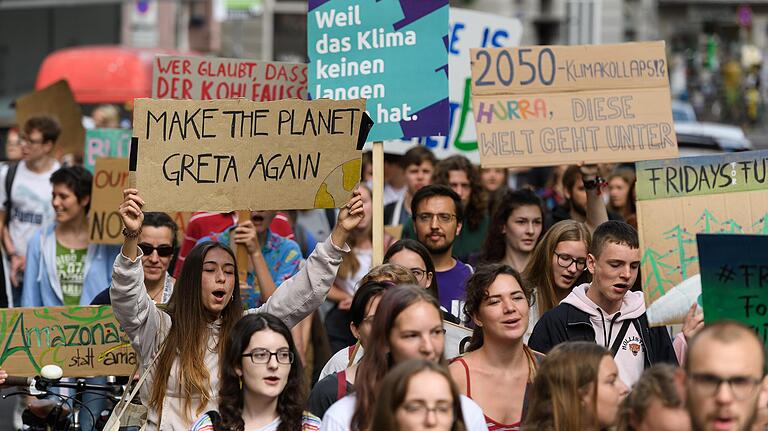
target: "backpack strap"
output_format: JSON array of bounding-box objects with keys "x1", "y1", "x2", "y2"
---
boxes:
[
  {"x1": 609, "y1": 320, "x2": 633, "y2": 358},
  {"x1": 337, "y1": 370, "x2": 347, "y2": 400},
  {"x1": 4, "y1": 161, "x2": 18, "y2": 223}
]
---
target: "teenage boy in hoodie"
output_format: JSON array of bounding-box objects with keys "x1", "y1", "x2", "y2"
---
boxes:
[{"x1": 528, "y1": 220, "x2": 676, "y2": 386}]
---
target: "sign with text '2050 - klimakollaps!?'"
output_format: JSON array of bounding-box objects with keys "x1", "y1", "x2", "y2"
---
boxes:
[
  {"x1": 470, "y1": 42, "x2": 678, "y2": 168},
  {"x1": 308, "y1": 0, "x2": 449, "y2": 141},
  {"x1": 132, "y1": 97, "x2": 367, "y2": 212}
]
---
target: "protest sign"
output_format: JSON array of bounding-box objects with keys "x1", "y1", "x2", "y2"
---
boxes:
[
  {"x1": 698, "y1": 234, "x2": 768, "y2": 344},
  {"x1": 15, "y1": 80, "x2": 85, "y2": 158},
  {"x1": 0, "y1": 306, "x2": 136, "y2": 377},
  {"x1": 84, "y1": 129, "x2": 133, "y2": 173},
  {"x1": 308, "y1": 0, "x2": 449, "y2": 142},
  {"x1": 382, "y1": 9, "x2": 522, "y2": 162},
  {"x1": 132, "y1": 97, "x2": 367, "y2": 212},
  {"x1": 89, "y1": 158, "x2": 130, "y2": 245},
  {"x1": 470, "y1": 42, "x2": 678, "y2": 168},
  {"x1": 636, "y1": 150, "x2": 768, "y2": 325},
  {"x1": 444, "y1": 320, "x2": 473, "y2": 359},
  {"x1": 152, "y1": 55, "x2": 307, "y2": 101}
]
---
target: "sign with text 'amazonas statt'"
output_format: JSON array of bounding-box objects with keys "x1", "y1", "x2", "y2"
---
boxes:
[
  {"x1": 0, "y1": 306, "x2": 135, "y2": 377},
  {"x1": 470, "y1": 42, "x2": 678, "y2": 168},
  {"x1": 133, "y1": 98, "x2": 367, "y2": 212}
]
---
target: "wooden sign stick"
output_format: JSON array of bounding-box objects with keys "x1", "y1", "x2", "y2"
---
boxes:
[
  {"x1": 372, "y1": 141, "x2": 384, "y2": 266},
  {"x1": 236, "y1": 210, "x2": 251, "y2": 283}
]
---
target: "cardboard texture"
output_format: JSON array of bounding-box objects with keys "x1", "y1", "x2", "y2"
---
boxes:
[
  {"x1": 84, "y1": 129, "x2": 133, "y2": 173},
  {"x1": 152, "y1": 55, "x2": 307, "y2": 101},
  {"x1": 15, "y1": 80, "x2": 86, "y2": 158},
  {"x1": 0, "y1": 306, "x2": 136, "y2": 377},
  {"x1": 636, "y1": 150, "x2": 768, "y2": 325},
  {"x1": 470, "y1": 42, "x2": 678, "y2": 168},
  {"x1": 698, "y1": 234, "x2": 768, "y2": 345},
  {"x1": 89, "y1": 158, "x2": 130, "y2": 245},
  {"x1": 308, "y1": 1, "x2": 450, "y2": 141},
  {"x1": 132, "y1": 97, "x2": 365, "y2": 212}
]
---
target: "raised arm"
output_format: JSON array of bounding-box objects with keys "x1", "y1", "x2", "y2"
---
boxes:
[
  {"x1": 250, "y1": 189, "x2": 365, "y2": 328},
  {"x1": 580, "y1": 164, "x2": 609, "y2": 233}
]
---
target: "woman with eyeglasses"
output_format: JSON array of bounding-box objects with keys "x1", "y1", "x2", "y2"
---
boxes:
[
  {"x1": 449, "y1": 264, "x2": 543, "y2": 431},
  {"x1": 22, "y1": 166, "x2": 120, "y2": 308},
  {"x1": 384, "y1": 239, "x2": 460, "y2": 324},
  {"x1": 190, "y1": 313, "x2": 321, "y2": 430},
  {"x1": 371, "y1": 359, "x2": 467, "y2": 431},
  {"x1": 521, "y1": 220, "x2": 591, "y2": 342},
  {"x1": 321, "y1": 284, "x2": 488, "y2": 431}
]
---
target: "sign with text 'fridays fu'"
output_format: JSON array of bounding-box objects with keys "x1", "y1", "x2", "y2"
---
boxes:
[
  {"x1": 308, "y1": 0, "x2": 449, "y2": 141},
  {"x1": 152, "y1": 55, "x2": 307, "y2": 101},
  {"x1": 636, "y1": 150, "x2": 768, "y2": 326},
  {"x1": 132, "y1": 97, "x2": 369, "y2": 212},
  {"x1": 470, "y1": 42, "x2": 679, "y2": 168}
]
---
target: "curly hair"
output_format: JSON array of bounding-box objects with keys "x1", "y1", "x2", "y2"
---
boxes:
[
  {"x1": 432, "y1": 155, "x2": 487, "y2": 230},
  {"x1": 463, "y1": 264, "x2": 534, "y2": 352},
  {"x1": 218, "y1": 313, "x2": 305, "y2": 431},
  {"x1": 478, "y1": 189, "x2": 545, "y2": 264}
]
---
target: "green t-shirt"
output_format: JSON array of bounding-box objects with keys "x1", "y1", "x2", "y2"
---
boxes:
[{"x1": 56, "y1": 241, "x2": 87, "y2": 306}]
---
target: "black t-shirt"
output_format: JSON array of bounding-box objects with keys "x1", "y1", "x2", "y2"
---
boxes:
[
  {"x1": 307, "y1": 371, "x2": 354, "y2": 419},
  {"x1": 90, "y1": 287, "x2": 111, "y2": 305}
]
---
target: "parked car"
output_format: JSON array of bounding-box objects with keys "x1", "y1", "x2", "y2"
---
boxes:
[{"x1": 672, "y1": 100, "x2": 753, "y2": 155}]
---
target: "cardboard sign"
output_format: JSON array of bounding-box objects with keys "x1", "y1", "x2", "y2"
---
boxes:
[
  {"x1": 444, "y1": 320, "x2": 473, "y2": 359},
  {"x1": 0, "y1": 306, "x2": 136, "y2": 377},
  {"x1": 133, "y1": 97, "x2": 367, "y2": 212},
  {"x1": 470, "y1": 42, "x2": 678, "y2": 168},
  {"x1": 15, "y1": 80, "x2": 86, "y2": 158},
  {"x1": 152, "y1": 55, "x2": 307, "y2": 101},
  {"x1": 308, "y1": 1, "x2": 449, "y2": 141},
  {"x1": 84, "y1": 129, "x2": 133, "y2": 173},
  {"x1": 89, "y1": 158, "x2": 130, "y2": 245},
  {"x1": 637, "y1": 150, "x2": 768, "y2": 325},
  {"x1": 382, "y1": 9, "x2": 522, "y2": 162},
  {"x1": 698, "y1": 234, "x2": 768, "y2": 344}
]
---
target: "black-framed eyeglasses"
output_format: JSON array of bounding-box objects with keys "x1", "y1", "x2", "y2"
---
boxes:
[
  {"x1": 242, "y1": 348, "x2": 294, "y2": 365},
  {"x1": 416, "y1": 213, "x2": 457, "y2": 224},
  {"x1": 690, "y1": 373, "x2": 762, "y2": 400},
  {"x1": 410, "y1": 268, "x2": 427, "y2": 281},
  {"x1": 138, "y1": 243, "x2": 174, "y2": 257},
  {"x1": 554, "y1": 252, "x2": 587, "y2": 271},
  {"x1": 400, "y1": 400, "x2": 453, "y2": 418}
]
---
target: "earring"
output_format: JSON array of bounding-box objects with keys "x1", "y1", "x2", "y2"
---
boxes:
[{"x1": 239, "y1": 377, "x2": 243, "y2": 390}]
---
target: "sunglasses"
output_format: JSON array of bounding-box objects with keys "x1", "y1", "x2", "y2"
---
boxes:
[{"x1": 138, "y1": 243, "x2": 174, "y2": 257}]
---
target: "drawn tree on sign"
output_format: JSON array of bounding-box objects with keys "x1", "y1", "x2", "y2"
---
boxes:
[
  {"x1": 695, "y1": 209, "x2": 719, "y2": 233},
  {"x1": 641, "y1": 248, "x2": 675, "y2": 299},
  {"x1": 753, "y1": 214, "x2": 768, "y2": 234},
  {"x1": 720, "y1": 218, "x2": 744, "y2": 233},
  {"x1": 663, "y1": 225, "x2": 698, "y2": 280}
]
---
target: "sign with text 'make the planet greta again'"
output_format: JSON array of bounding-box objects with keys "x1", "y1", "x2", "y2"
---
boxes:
[{"x1": 133, "y1": 98, "x2": 369, "y2": 212}]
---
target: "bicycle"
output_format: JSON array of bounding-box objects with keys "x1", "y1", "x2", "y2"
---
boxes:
[{"x1": 1, "y1": 365, "x2": 137, "y2": 431}]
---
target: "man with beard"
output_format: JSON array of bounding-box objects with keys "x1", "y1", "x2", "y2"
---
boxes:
[
  {"x1": 411, "y1": 184, "x2": 473, "y2": 321},
  {"x1": 528, "y1": 221, "x2": 676, "y2": 386},
  {"x1": 678, "y1": 321, "x2": 768, "y2": 431}
]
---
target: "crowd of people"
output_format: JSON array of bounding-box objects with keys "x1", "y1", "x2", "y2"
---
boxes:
[{"x1": 0, "y1": 114, "x2": 765, "y2": 431}]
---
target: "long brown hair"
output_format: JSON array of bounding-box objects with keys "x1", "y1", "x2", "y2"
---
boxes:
[
  {"x1": 148, "y1": 241, "x2": 244, "y2": 422},
  {"x1": 371, "y1": 360, "x2": 466, "y2": 431},
  {"x1": 522, "y1": 220, "x2": 591, "y2": 316},
  {"x1": 524, "y1": 342, "x2": 609, "y2": 431},
  {"x1": 352, "y1": 284, "x2": 444, "y2": 431},
  {"x1": 338, "y1": 184, "x2": 373, "y2": 280}
]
